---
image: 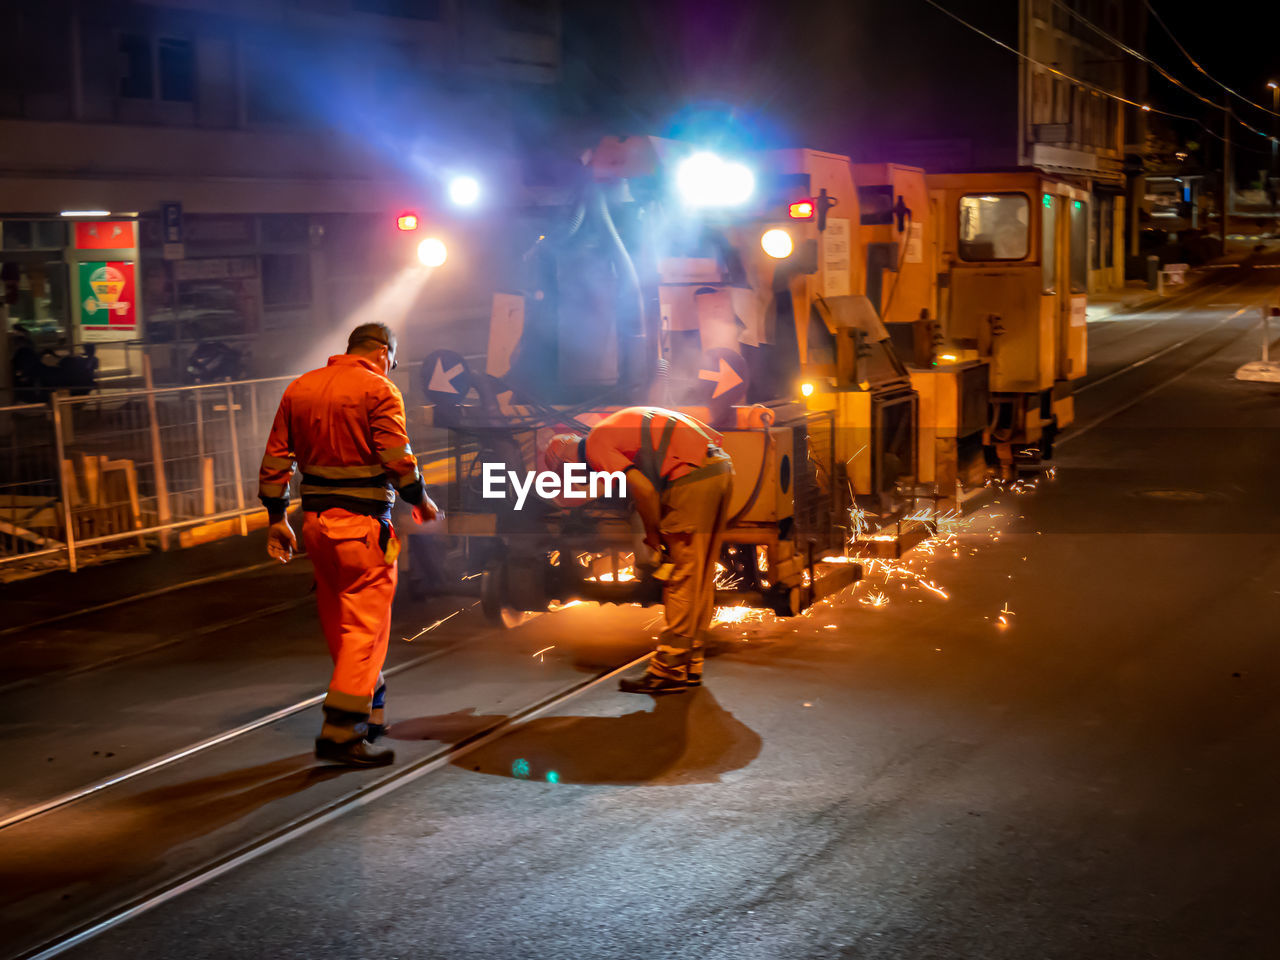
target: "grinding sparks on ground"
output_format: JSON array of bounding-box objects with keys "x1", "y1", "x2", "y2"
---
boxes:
[
  {"x1": 712, "y1": 605, "x2": 769, "y2": 626},
  {"x1": 402, "y1": 609, "x2": 462, "y2": 642},
  {"x1": 532, "y1": 645, "x2": 555, "y2": 662},
  {"x1": 996, "y1": 601, "x2": 1015, "y2": 629},
  {"x1": 546, "y1": 599, "x2": 585, "y2": 611},
  {"x1": 859, "y1": 589, "x2": 890, "y2": 608}
]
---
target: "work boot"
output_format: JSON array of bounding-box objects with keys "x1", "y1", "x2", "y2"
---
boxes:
[
  {"x1": 619, "y1": 672, "x2": 689, "y2": 695},
  {"x1": 315, "y1": 737, "x2": 395, "y2": 767}
]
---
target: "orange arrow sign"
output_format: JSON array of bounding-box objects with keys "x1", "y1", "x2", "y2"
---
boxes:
[{"x1": 698, "y1": 357, "x2": 743, "y2": 398}]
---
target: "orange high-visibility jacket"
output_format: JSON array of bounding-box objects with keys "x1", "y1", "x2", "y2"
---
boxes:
[{"x1": 258, "y1": 354, "x2": 424, "y2": 519}]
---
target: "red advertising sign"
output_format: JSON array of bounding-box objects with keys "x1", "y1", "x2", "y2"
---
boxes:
[
  {"x1": 79, "y1": 261, "x2": 137, "y2": 339},
  {"x1": 74, "y1": 220, "x2": 137, "y2": 250}
]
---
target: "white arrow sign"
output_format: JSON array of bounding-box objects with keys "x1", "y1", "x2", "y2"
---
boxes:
[
  {"x1": 698, "y1": 357, "x2": 744, "y2": 398},
  {"x1": 428, "y1": 358, "x2": 465, "y2": 394}
]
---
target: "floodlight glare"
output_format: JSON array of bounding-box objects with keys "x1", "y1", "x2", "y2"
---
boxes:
[
  {"x1": 676, "y1": 152, "x2": 755, "y2": 207},
  {"x1": 448, "y1": 176, "x2": 481, "y2": 207},
  {"x1": 417, "y1": 237, "x2": 448, "y2": 267},
  {"x1": 761, "y1": 228, "x2": 793, "y2": 259}
]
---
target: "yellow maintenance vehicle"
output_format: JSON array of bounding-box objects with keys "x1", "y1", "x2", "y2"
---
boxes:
[
  {"x1": 412, "y1": 137, "x2": 1087, "y2": 619},
  {"x1": 924, "y1": 173, "x2": 1090, "y2": 472}
]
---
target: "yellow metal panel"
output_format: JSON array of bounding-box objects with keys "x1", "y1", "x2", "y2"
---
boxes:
[
  {"x1": 853, "y1": 163, "x2": 934, "y2": 325},
  {"x1": 1059, "y1": 294, "x2": 1088, "y2": 380},
  {"x1": 909, "y1": 371, "x2": 937, "y2": 483},
  {"x1": 718, "y1": 427, "x2": 795, "y2": 524},
  {"x1": 1053, "y1": 394, "x2": 1075, "y2": 428},
  {"x1": 808, "y1": 391, "x2": 873, "y2": 495}
]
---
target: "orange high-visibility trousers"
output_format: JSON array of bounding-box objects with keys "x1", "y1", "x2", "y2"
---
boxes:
[{"x1": 302, "y1": 509, "x2": 398, "y2": 726}]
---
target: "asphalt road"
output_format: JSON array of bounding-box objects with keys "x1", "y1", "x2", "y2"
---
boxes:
[{"x1": 9, "y1": 268, "x2": 1280, "y2": 959}]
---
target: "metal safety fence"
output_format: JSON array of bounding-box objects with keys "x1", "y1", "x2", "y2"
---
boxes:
[{"x1": 0, "y1": 376, "x2": 294, "y2": 576}]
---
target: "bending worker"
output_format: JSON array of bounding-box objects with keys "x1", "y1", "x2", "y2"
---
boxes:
[
  {"x1": 258, "y1": 322, "x2": 438, "y2": 767},
  {"x1": 546, "y1": 407, "x2": 733, "y2": 694}
]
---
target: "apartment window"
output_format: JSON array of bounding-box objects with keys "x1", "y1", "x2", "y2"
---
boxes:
[
  {"x1": 158, "y1": 39, "x2": 194, "y2": 101},
  {"x1": 118, "y1": 34, "x2": 194, "y2": 101}
]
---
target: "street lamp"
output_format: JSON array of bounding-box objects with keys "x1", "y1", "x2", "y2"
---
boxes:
[{"x1": 1269, "y1": 82, "x2": 1279, "y2": 185}]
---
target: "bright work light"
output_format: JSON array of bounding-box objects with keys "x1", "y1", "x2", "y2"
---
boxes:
[
  {"x1": 417, "y1": 237, "x2": 448, "y2": 267},
  {"x1": 761, "y1": 228, "x2": 793, "y2": 259},
  {"x1": 675, "y1": 152, "x2": 755, "y2": 207},
  {"x1": 448, "y1": 176, "x2": 481, "y2": 207}
]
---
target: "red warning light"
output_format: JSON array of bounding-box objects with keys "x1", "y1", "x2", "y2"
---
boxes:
[
  {"x1": 396, "y1": 212, "x2": 419, "y2": 231},
  {"x1": 788, "y1": 199, "x2": 815, "y2": 220}
]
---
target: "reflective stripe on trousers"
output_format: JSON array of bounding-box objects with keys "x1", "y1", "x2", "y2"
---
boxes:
[{"x1": 302, "y1": 508, "x2": 398, "y2": 740}]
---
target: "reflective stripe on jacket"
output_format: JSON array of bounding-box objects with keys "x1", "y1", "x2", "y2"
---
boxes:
[{"x1": 258, "y1": 354, "x2": 424, "y2": 519}]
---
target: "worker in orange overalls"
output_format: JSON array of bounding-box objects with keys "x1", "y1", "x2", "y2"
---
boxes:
[
  {"x1": 258, "y1": 322, "x2": 438, "y2": 766},
  {"x1": 546, "y1": 407, "x2": 733, "y2": 694}
]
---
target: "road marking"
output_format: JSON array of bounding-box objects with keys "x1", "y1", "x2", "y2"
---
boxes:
[
  {"x1": 1063, "y1": 306, "x2": 1252, "y2": 446},
  {"x1": 1076, "y1": 304, "x2": 1248, "y2": 397}
]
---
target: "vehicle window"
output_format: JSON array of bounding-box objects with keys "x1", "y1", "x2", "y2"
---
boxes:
[
  {"x1": 1069, "y1": 199, "x2": 1088, "y2": 293},
  {"x1": 958, "y1": 193, "x2": 1029, "y2": 261},
  {"x1": 1042, "y1": 194, "x2": 1057, "y2": 292},
  {"x1": 857, "y1": 185, "x2": 894, "y2": 226}
]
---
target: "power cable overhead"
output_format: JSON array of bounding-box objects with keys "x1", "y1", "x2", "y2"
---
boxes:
[
  {"x1": 916, "y1": 0, "x2": 1273, "y2": 158},
  {"x1": 1045, "y1": 0, "x2": 1272, "y2": 141},
  {"x1": 1145, "y1": 0, "x2": 1280, "y2": 120}
]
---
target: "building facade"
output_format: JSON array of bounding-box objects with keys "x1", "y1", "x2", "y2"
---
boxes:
[
  {"x1": 1018, "y1": 0, "x2": 1144, "y2": 292},
  {"x1": 0, "y1": 0, "x2": 560, "y2": 400},
  {"x1": 847, "y1": 0, "x2": 1144, "y2": 296}
]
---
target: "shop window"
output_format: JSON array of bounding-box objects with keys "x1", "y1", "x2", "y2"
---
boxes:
[
  {"x1": 958, "y1": 194, "x2": 1029, "y2": 261},
  {"x1": 3, "y1": 220, "x2": 67, "y2": 251},
  {"x1": 261, "y1": 254, "x2": 312, "y2": 308},
  {"x1": 1, "y1": 261, "x2": 69, "y2": 341},
  {"x1": 1102, "y1": 199, "x2": 1114, "y2": 269}
]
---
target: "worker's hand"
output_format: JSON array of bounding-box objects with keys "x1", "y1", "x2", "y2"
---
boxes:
[
  {"x1": 643, "y1": 527, "x2": 662, "y2": 553},
  {"x1": 412, "y1": 496, "x2": 441, "y2": 525},
  {"x1": 266, "y1": 517, "x2": 296, "y2": 563}
]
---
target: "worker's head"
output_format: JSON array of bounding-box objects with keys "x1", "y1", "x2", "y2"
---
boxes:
[
  {"x1": 544, "y1": 433, "x2": 586, "y2": 473},
  {"x1": 347, "y1": 322, "x2": 398, "y2": 375}
]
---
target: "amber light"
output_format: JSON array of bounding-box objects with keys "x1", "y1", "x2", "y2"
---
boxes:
[
  {"x1": 788, "y1": 199, "x2": 815, "y2": 219},
  {"x1": 397, "y1": 213, "x2": 419, "y2": 231}
]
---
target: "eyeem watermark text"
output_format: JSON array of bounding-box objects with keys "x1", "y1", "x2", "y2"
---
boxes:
[{"x1": 481, "y1": 463, "x2": 626, "y2": 510}]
